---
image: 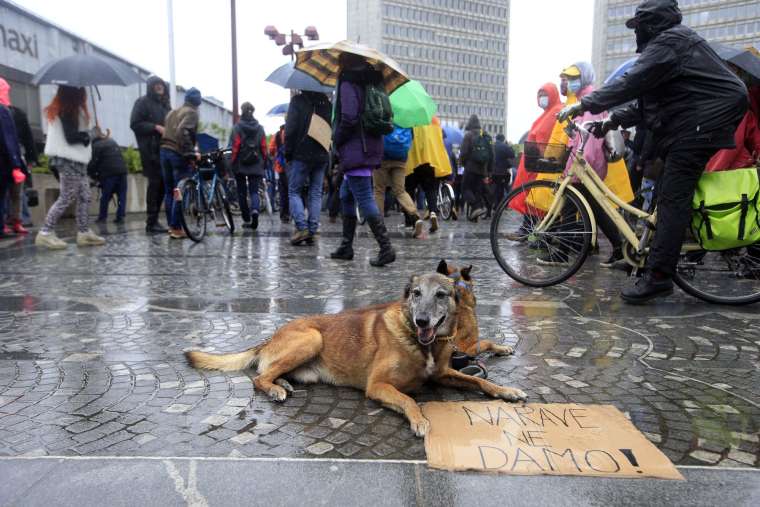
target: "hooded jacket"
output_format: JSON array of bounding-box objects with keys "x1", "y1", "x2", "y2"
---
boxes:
[
  {"x1": 459, "y1": 114, "x2": 492, "y2": 176},
  {"x1": 230, "y1": 115, "x2": 267, "y2": 176},
  {"x1": 130, "y1": 76, "x2": 171, "y2": 177},
  {"x1": 0, "y1": 78, "x2": 37, "y2": 171},
  {"x1": 581, "y1": 1, "x2": 747, "y2": 154},
  {"x1": 333, "y1": 66, "x2": 385, "y2": 172},
  {"x1": 0, "y1": 105, "x2": 22, "y2": 177},
  {"x1": 285, "y1": 91, "x2": 332, "y2": 165},
  {"x1": 161, "y1": 101, "x2": 199, "y2": 159},
  {"x1": 87, "y1": 135, "x2": 128, "y2": 180}
]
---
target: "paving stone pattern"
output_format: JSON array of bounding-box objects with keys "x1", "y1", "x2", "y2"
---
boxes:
[{"x1": 0, "y1": 214, "x2": 758, "y2": 466}]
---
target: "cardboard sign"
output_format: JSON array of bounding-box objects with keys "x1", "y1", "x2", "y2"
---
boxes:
[
  {"x1": 423, "y1": 402, "x2": 683, "y2": 480},
  {"x1": 307, "y1": 113, "x2": 332, "y2": 152}
]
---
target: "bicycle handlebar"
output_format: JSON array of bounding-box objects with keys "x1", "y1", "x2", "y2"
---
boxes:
[{"x1": 564, "y1": 121, "x2": 597, "y2": 153}]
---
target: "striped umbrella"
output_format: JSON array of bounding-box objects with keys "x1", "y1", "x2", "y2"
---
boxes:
[{"x1": 295, "y1": 40, "x2": 409, "y2": 94}]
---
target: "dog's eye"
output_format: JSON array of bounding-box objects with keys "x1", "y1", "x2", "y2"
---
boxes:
[
  {"x1": 412, "y1": 289, "x2": 422, "y2": 298},
  {"x1": 436, "y1": 292, "x2": 447, "y2": 299}
]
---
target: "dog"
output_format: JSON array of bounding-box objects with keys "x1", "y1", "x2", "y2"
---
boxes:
[
  {"x1": 436, "y1": 260, "x2": 515, "y2": 357},
  {"x1": 185, "y1": 270, "x2": 527, "y2": 437}
]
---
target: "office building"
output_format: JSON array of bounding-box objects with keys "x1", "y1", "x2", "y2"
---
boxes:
[{"x1": 348, "y1": 0, "x2": 510, "y2": 136}]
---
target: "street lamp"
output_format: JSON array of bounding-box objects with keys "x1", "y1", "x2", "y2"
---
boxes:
[{"x1": 264, "y1": 26, "x2": 319, "y2": 60}]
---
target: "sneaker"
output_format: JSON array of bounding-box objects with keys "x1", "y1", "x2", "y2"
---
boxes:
[
  {"x1": 600, "y1": 249, "x2": 624, "y2": 268},
  {"x1": 35, "y1": 231, "x2": 67, "y2": 249},
  {"x1": 536, "y1": 251, "x2": 569, "y2": 266},
  {"x1": 451, "y1": 208, "x2": 459, "y2": 221},
  {"x1": 76, "y1": 230, "x2": 106, "y2": 246},
  {"x1": 168, "y1": 228, "x2": 186, "y2": 239},
  {"x1": 2, "y1": 225, "x2": 14, "y2": 236},
  {"x1": 621, "y1": 271, "x2": 674, "y2": 304},
  {"x1": 146, "y1": 223, "x2": 168, "y2": 234},
  {"x1": 468, "y1": 207, "x2": 486, "y2": 221},
  {"x1": 429, "y1": 212, "x2": 439, "y2": 233},
  {"x1": 113, "y1": 217, "x2": 125, "y2": 224},
  {"x1": 251, "y1": 213, "x2": 259, "y2": 230},
  {"x1": 413, "y1": 219, "x2": 424, "y2": 239},
  {"x1": 95, "y1": 217, "x2": 107, "y2": 224},
  {"x1": 290, "y1": 229, "x2": 310, "y2": 246}
]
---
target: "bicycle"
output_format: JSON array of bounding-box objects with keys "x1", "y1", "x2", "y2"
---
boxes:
[
  {"x1": 490, "y1": 121, "x2": 760, "y2": 305},
  {"x1": 176, "y1": 148, "x2": 235, "y2": 242},
  {"x1": 438, "y1": 181, "x2": 456, "y2": 220}
]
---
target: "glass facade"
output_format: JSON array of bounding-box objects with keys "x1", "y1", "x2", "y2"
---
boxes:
[
  {"x1": 348, "y1": 0, "x2": 510, "y2": 135},
  {"x1": 595, "y1": 0, "x2": 760, "y2": 80}
]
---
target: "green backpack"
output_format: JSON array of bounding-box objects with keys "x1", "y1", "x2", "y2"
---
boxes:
[
  {"x1": 691, "y1": 167, "x2": 760, "y2": 251},
  {"x1": 361, "y1": 84, "x2": 394, "y2": 136}
]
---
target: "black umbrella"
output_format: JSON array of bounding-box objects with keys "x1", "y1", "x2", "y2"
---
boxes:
[
  {"x1": 31, "y1": 54, "x2": 143, "y2": 87},
  {"x1": 710, "y1": 42, "x2": 760, "y2": 81},
  {"x1": 265, "y1": 61, "x2": 334, "y2": 94}
]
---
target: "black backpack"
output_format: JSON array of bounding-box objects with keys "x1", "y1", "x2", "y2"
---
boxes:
[
  {"x1": 361, "y1": 84, "x2": 394, "y2": 136},
  {"x1": 239, "y1": 127, "x2": 263, "y2": 166},
  {"x1": 471, "y1": 130, "x2": 492, "y2": 165}
]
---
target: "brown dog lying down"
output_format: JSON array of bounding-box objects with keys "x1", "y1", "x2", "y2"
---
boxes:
[
  {"x1": 185, "y1": 270, "x2": 527, "y2": 437},
  {"x1": 436, "y1": 260, "x2": 515, "y2": 357}
]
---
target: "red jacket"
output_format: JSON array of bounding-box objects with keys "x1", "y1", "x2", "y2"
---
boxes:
[{"x1": 706, "y1": 86, "x2": 760, "y2": 172}]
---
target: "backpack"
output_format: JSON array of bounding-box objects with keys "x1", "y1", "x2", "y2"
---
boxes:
[
  {"x1": 361, "y1": 84, "x2": 394, "y2": 136},
  {"x1": 691, "y1": 167, "x2": 760, "y2": 251},
  {"x1": 383, "y1": 126, "x2": 412, "y2": 160},
  {"x1": 471, "y1": 130, "x2": 492, "y2": 165},
  {"x1": 239, "y1": 127, "x2": 262, "y2": 166}
]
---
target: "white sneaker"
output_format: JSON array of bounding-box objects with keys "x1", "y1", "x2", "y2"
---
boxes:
[
  {"x1": 413, "y1": 219, "x2": 424, "y2": 239},
  {"x1": 429, "y1": 212, "x2": 439, "y2": 233},
  {"x1": 35, "y1": 231, "x2": 67, "y2": 250},
  {"x1": 76, "y1": 230, "x2": 106, "y2": 246}
]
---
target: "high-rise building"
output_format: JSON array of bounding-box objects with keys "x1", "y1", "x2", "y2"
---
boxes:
[
  {"x1": 593, "y1": 0, "x2": 760, "y2": 83},
  {"x1": 347, "y1": 0, "x2": 510, "y2": 136}
]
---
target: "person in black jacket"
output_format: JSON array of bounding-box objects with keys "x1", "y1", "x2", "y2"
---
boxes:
[
  {"x1": 229, "y1": 102, "x2": 267, "y2": 230},
  {"x1": 491, "y1": 134, "x2": 515, "y2": 209},
  {"x1": 88, "y1": 129, "x2": 128, "y2": 224},
  {"x1": 284, "y1": 90, "x2": 332, "y2": 245},
  {"x1": 559, "y1": 0, "x2": 748, "y2": 304},
  {"x1": 130, "y1": 76, "x2": 170, "y2": 234}
]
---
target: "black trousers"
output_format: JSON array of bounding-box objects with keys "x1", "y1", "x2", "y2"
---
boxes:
[
  {"x1": 462, "y1": 171, "x2": 487, "y2": 210},
  {"x1": 405, "y1": 164, "x2": 439, "y2": 214},
  {"x1": 492, "y1": 175, "x2": 511, "y2": 209},
  {"x1": 145, "y1": 174, "x2": 164, "y2": 226},
  {"x1": 647, "y1": 146, "x2": 717, "y2": 276}
]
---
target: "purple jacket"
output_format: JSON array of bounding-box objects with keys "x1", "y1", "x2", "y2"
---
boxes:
[
  {"x1": 0, "y1": 105, "x2": 22, "y2": 177},
  {"x1": 334, "y1": 80, "x2": 383, "y2": 172}
]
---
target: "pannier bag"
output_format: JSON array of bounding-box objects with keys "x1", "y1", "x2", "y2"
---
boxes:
[{"x1": 691, "y1": 167, "x2": 760, "y2": 251}]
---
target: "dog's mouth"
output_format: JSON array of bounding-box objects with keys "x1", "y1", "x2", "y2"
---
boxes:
[{"x1": 416, "y1": 316, "x2": 447, "y2": 346}]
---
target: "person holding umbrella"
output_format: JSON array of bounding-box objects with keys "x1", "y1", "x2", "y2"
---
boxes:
[{"x1": 35, "y1": 86, "x2": 105, "y2": 249}]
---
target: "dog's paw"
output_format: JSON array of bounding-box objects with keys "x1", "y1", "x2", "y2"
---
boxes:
[
  {"x1": 493, "y1": 387, "x2": 528, "y2": 402},
  {"x1": 268, "y1": 385, "x2": 288, "y2": 402},
  {"x1": 494, "y1": 345, "x2": 514, "y2": 356},
  {"x1": 275, "y1": 378, "x2": 295, "y2": 393},
  {"x1": 410, "y1": 417, "x2": 431, "y2": 438}
]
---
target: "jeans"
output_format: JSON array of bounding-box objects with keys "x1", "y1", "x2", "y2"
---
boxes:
[
  {"x1": 0, "y1": 173, "x2": 11, "y2": 230},
  {"x1": 161, "y1": 148, "x2": 193, "y2": 229},
  {"x1": 288, "y1": 159, "x2": 326, "y2": 233},
  {"x1": 98, "y1": 174, "x2": 127, "y2": 221},
  {"x1": 405, "y1": 164, "x2": 439, "y2": 214},
  {"x1": 640, "y1": 177, "x2": 656, "y2": 213},
  {"x1": 340, "y1": 175, "x2": 380, "y2": 220},
  {"x1": 647, "y1": 146, "x2": 717, "y2": 276},
  {"x1": 235, "y1": 173, "x2": 263, "y2": 222},
  {"x1": 278, "y1": 169, "x2": 289, "y2": 219}
]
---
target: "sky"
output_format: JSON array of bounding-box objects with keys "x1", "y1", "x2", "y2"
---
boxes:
[{"x1": 13, "y1": 0, "x2": 596, "y2": 139}]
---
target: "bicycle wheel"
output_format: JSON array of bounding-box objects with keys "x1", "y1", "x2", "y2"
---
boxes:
[
  {"x1": 673, "y1": 247, "x2": 760, "y2": 305},
  {"x1": 213, "y1": 181, "x2": 235, "y2": 234},
  {"x1": 439, "y1": 184, "x2": 453, "y2": 220},
  {"x1": 177, "y1": 178, "x2": 206, "y2": 242},
  {"x1": 490, "y1": 180, "x2": 592, "y2": 287}
]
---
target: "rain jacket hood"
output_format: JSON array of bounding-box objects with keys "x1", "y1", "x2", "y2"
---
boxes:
[
  {"x1": 0, "y1": 79, "x2": 10, "y2": 107},
  {"x1": 528, "y1": 83, "x2": 563, "y2": 144},
  {"x1": 465, "y1": 114, "x2": 481, "y2": 131},
  {"x1": 146, "y1": 76, "x2": 166, "y2": 102},
  {"x1": 626, "y1": 0, "x2": 683, "y2": 52}
]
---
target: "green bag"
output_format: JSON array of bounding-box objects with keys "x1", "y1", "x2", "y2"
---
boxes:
[
  {"x1": 691, "y1": 167, "x2": 760, "y2": 251},
  {"x1": 361, "y1": 84, "x2": 394, "y2": 136}
]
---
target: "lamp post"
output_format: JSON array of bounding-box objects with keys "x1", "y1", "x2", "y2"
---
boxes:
[
  {"x1": 231, "y1": 0, "x2": 239, "y2": 123},
  {"x1": 264, "y1": 25, "x2": 320, "y2": 61}
]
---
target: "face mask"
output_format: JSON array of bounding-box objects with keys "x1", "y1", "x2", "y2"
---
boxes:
[
  {"x1": 568, "y1": 79, "x2": 582, "y2": 94},
  {"x1": 635, "y1": 24, "x2": 655, "y2": 52},
  {"x1": 560, "y1": 80, "x2": 568, "y2": 96},
  {"x1": 538, "y1": 96, "x2": 550, "y2": 109}
]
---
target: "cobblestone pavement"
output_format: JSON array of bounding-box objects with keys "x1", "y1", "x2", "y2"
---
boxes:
[{"x1": 0, "y1": 213, "x2": 758, "y2": 468}]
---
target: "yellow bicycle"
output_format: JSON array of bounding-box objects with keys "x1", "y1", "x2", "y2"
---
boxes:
[{"x1": 490, "y1": 121, "x2": 760, "y2": 305}]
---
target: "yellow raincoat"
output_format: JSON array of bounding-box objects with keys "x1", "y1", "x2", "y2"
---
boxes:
[{"x1": 405, "y1": 119, "x2": 452, "y2": 178}]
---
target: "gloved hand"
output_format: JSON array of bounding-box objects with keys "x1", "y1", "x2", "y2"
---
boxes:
[
  {"x1": 589, "y1": 119, "x2": 619, "y2": 139},
  {"x1": 557, "y1": 103, "x2": 584, "y2": 123},
  {"x1": 12, "y1": 168, "x2": 26, "y2": 184}
]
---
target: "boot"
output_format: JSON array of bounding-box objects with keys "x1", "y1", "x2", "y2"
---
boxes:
[
  {"x1": 330, "y1": 216, "x2": 357, "y2": 260},
  {"x1": 367, "y1": 215, "x2": 396, "y2": 267}
]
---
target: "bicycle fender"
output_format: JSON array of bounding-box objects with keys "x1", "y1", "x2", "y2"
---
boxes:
[{"x1": 564, "y1": 185, "x2": 598, "y2": 248}]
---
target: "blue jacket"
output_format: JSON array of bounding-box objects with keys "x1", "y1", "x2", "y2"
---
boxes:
[{"x1": 0, "y1": 105, "x2": 22, "y2": 177}]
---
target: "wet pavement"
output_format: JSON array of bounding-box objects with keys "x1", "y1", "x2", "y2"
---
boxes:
[{"x1": 0, "y1": 212, "x2": 758, "y2": 490}]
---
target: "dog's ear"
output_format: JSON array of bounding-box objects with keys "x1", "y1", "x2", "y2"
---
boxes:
[
  {"x1": 461, "y1": 265, "x2": 473, "y2": 281},
  {"x1": 404, "y1": 275, "x2": 418, "y2": 299},
  {"x1": 436, "y1": 259, "x2": 449, "y2": 275}
]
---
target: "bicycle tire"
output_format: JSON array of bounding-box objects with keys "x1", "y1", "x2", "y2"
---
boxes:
[
  {"x1": 177, "y1": 178, "x2": 206, "y2": 242},
  {"x1": 673, "y1": 251, "x2": 760, "y2": 305},
  {"x1": 439, "y1": 183, "x2": 454, "y2": 220},
  {"x1": 214, "y1": 181, "x2": 235, "y2": 234},
  {"x1": 490, "y1": 180, "x2": 592, "y2": 287}
]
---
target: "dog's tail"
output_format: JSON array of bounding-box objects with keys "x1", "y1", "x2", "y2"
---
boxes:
[{"x1": 185, "y1": 344, "x2": 263, "y2": 372}]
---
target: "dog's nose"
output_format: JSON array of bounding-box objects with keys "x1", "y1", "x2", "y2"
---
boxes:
[{"x1": 415, "y1": 317, "x2": 430, "y2": 328}]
